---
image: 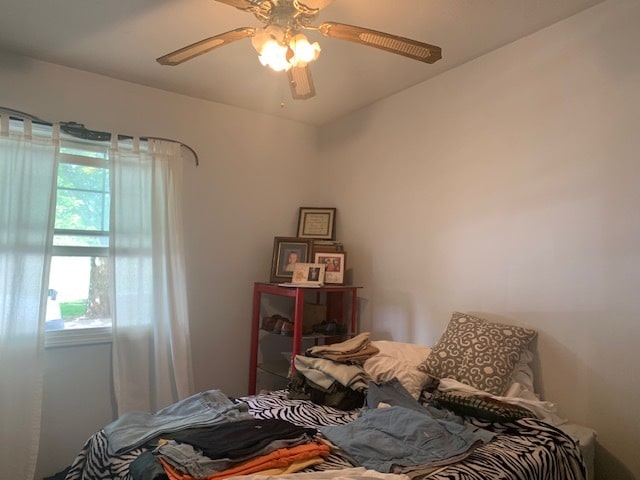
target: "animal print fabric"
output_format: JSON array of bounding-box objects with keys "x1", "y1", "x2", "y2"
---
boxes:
[{"x1": 63, "y1": 390, "x2": 584, "y2": 480}]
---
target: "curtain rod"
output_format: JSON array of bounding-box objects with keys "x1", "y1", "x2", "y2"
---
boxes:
[{"x1": 0, "y1": 106, "x2": 199, "y2": 166}]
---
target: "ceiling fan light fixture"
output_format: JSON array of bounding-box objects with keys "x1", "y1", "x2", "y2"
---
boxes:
[
  {"x1": 252, "y1": 26, "x2": 288, "y2": 71},
  {"x1": 289, "y1": 33, "x2": 321, "y2": 66},
  {"x1": 258, "y1": 41, "x2": 292, "y2": 71},
  {"x1": 252, "y1": 26, "x2": 320, "y2": 72}
]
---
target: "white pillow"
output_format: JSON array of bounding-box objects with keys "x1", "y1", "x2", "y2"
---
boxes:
[
  {"x1": 363, "y1": 341, "x2": 432, "y2": 400},
  {"x1": 505, "y1": 348, "x2": 536, "y2": 396},
  {"x1": 362, "y1": 340, "x2": 535, "y2": 401}
]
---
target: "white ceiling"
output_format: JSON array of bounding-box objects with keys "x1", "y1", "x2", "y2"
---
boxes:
[{"x1": 0, "y1": 0, "x2": 604, "y2": 126}]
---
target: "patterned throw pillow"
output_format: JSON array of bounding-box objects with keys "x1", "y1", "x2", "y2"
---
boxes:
[
  {"x1": 430, "y1": 390, "x2": 534, "y2": 422},
  {"x1": 419, "y1": 312, "x2": 537, "y2": 395}
]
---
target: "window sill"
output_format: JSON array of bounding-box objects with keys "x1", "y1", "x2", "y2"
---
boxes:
[{"x1": 45, "y1": 326, "x2": 112, "y2": 348}]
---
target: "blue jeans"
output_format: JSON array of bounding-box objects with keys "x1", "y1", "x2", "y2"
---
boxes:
[{"x1": 104, "y1": 390, "x2": 253, "y2": 455}]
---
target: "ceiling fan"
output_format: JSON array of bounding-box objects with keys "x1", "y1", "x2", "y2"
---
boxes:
[{"x1": 156, "y1": 0, "x2": 442, "y2": 100}]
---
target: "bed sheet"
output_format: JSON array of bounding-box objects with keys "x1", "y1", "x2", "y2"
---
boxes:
[{"x1": 64, "y1": 390, "x2": 586, "y2": 480}]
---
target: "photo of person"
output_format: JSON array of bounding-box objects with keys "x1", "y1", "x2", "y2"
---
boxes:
[
  {"x1": 332, "y1": 258, "x2": 341, "y2": 272},
  {"x1": 319, "y1": 256, "x2": 341, "y2": 272},
  {"x1": 271, "y1": 238, "x2": 312, "y2": 283},
  {"x1": 314, "y1": 252, "x2": 346, "y2": 285},
  {"x1": 308, "y1": 266, "x2": 320, "y2": 281},
  {"x1": 284, "y1": 250, "x2": 300, "y2": 272}
]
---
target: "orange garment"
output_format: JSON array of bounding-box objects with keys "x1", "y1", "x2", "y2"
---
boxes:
[
  {"x1": 251, "y1": 456, "x2": 325, "y2": 476},
  {"x1": 159, "y1": 441, "x2": 330, "y2": 480}
]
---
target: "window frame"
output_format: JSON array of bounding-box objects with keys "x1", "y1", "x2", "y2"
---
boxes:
[{"x1": 44, "y1": 141, "x2": 113, "y2": 348}]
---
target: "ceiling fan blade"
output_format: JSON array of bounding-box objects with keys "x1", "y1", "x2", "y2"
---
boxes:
[
  {"x1": 318, "y1": 21, "x2": 442, "y2": 64},
  {"x1": 213, "y1": 0, "x2": 268, "y2": 12},
  {"x1": 288, "y1": 65, "x2": 316, "y2": 100},
  {"x1": 156, "y1": 27, "x2": 255, "y2": 66}
]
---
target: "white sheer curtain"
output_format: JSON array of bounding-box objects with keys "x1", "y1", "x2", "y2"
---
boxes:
[
  {"x1": 0, "y1": 117, "x2": 58, "y2": 478},
  {"x1": 110, "y1": 137, "x2": 193, "y2": 415}
]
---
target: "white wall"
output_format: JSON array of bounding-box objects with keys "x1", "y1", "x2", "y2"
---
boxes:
[
  {"x1": 2, "y1": 0, "x2": 638, "y2": 478},
  {"x1": 0, "y1": 50, "x2": 321, "y2": 478},
  {"x1": 320, "y1": 1, "x2": 639, "y2": 478}
]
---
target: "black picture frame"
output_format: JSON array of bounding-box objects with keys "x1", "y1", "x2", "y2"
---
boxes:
[
  {"x1": 270, "y1": 237, "x2": 312, "y2": 283},
  {"x1": 296, "y1": 207, "x2": 336, "y2": 240}
]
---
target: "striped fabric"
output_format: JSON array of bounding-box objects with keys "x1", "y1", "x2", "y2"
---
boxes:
[{"x1": 64, "y1": 390, "x2": 585, "y2": 480}]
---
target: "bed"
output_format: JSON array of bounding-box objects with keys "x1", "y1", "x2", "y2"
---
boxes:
[{"x1": 57, "y1": 312, "x2": 591, "y2": 480}]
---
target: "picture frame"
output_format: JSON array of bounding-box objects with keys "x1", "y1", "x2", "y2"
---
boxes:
[
  {"x1": 314, "y1": 251, "x2": 346, "y2": 285},
  {"x1": 311, "y1": 243, "x2": 343, "y2": 260},
  {"x1": 297, "y1": 207, "x2": 336, "y2": 240},
  {"x1": 270, "y1": 237, "x2": 312, "y2": 283},
  {"x1": 285, "y1": 263, "x2": 326, "y2": 286}
]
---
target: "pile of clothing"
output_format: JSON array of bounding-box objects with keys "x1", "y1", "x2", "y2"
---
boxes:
[
  {"x1": 103, "y1": 390, "x2": 331, "y2": 480},
  {"x1": 288, "y1": 333, "x2": 379, "y2": 410},
  {"x1": 319, "y1": 379, "x2": 496, "y2": 478}
]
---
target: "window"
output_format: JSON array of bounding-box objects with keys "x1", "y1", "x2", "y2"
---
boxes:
[{"x1": 45, "y1": 139, "x2": 112, "y2": 343}]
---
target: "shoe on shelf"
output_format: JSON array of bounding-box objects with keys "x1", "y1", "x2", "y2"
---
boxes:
[
  {"x1": 312, "y1": 321, "x2": 337, "y2": 335},
  {"x1": 272, "y1": 318, "x2": 285, "y2": 335},
  {"x1": 280, "y1": 319, "x2": 294, "y2": 336},
  {"x1": 261, "y1": 315, "x2": 278, "y2": 332}
]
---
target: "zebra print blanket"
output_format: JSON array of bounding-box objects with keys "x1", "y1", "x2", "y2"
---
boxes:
[{"x1": 64, "y1": 390, "x2": 586, "y2": 480}]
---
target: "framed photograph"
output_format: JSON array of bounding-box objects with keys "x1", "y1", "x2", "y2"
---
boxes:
[
  {"x1": 270, "y1": 237, "x2": 312, "y2": 283},
  {"x1": 280, "y1": 263, "x2": 326, "y2": 287},
  {"x1": 314, "y1": 252, "x2": 346, "y2": 285},
  {"x1": 297, "y1": 207, "x2": 336, "y2": 240}
]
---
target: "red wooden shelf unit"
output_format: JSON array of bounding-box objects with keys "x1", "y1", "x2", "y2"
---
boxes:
[{"x1": 248, "y1": 282, "x2": 361, "y2": 395}]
